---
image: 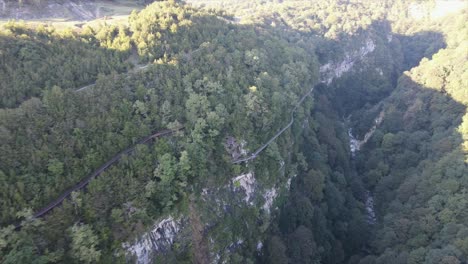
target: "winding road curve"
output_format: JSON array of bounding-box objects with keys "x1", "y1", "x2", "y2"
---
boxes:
[
  {"x1": 233, "y1": 85, "x2": 315, "y2": 164},
  {"x1": 15, "y1": 127, "x2": 183, "y2": 228}
]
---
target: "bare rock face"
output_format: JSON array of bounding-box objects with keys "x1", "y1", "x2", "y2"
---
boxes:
[
  {"x1": 262, "y1": 188, "x2": 278, "y2": 213},
  {"x1": 124, "y1": 170, "x2": 287, "y2": 263},
  {"x1": 232, "y1": 172, "x2": 256, "y2": 204},
  {"x1": 319, "y1": 38, "x2": 376, "y2": 85},
  {"x1": 348, "y1": 111, "x2": 384, "y2": 155},
  {"x1": 123, "y1": 217, "x2": 183, "y2": 264}
]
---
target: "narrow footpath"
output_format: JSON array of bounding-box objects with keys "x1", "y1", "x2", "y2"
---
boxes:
[
  {"x1": 14, "y1": 127, "x2": 183, "y2": 228},
  {"x1": 233, "y1": 85, "x2": 315, "y2": 164}
]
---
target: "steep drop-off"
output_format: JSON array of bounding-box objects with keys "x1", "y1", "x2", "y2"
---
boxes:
[{"x1": 0, "y1": 1, "x2": 466, "y2": 264}]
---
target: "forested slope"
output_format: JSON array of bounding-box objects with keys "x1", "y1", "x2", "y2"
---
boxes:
[
  {"x1": 355, "y1": 10, "x2": 468, "y2": 263},
  {"x1": 1, "y1": 1, "x2": 323, "y2": 263},
  {"x1": 0, "y1": 1, "x2": 466, "y2": 264},
  {"x1": 0, "y1": 22, "x2": 131, "y2": 107},
  {"x1": 189, "y1": 1, "x2": 468, "y2": 263}
]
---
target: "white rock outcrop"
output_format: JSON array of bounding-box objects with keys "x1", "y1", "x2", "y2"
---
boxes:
[
  {"x1": 320, "y1": 39, "x2": 375, "y2": 84},
  {"x1": 123, "y1": 217, "x2": 181, "y2": 264},
  {"x1": 387, "y1": 34, "x2": 393, "y2": 43},
  {"x1": 348, "y1": 111, "x2": 384, "y2": 155},
  {"x1": 376, "y1": 67, "x2": 384, "y2": 76},
  {"x1": 262, "y1": 188, "x2": 278, "y2": 213},
  {"x1": 232, "y1": 172, "x2": 256, "y2": 204}
]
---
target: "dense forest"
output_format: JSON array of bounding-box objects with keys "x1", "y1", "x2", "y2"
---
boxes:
[
  {"x1": 354, "y1": 11, "x2": 468, "y2": 263},
  {"x1": 0, "y1": 0, "x2": 466, "y2": 263},
  {"x1": 0, "y1": 21, "x2": 131, "y2": 107}
]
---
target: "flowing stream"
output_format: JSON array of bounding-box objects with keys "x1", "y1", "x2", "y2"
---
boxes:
[
  {"x1": 347, "y1": 116, "x2": 383, "y2": 225},
  {"x1": 364, "y1": 190, "x2": 377, "y2": 224}
]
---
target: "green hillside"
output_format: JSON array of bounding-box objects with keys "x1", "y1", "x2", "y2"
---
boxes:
[{"x1": 0, "y1": 1, "x2": 466, "y2": 263}]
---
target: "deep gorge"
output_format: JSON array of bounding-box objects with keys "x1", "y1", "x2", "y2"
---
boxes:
[{"x1": 0, "y1": 1, "x2": 466, "y2": 264}]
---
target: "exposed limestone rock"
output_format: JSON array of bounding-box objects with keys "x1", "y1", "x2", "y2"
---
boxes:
[
  {"x1": 256, "y1": 241, "x2": 263, "y2": 251},
  {"x1": 231, "y1": 172, "x2": 283, "y2": 213},
  {"x1": 123, "y1": 217, "x2": 182, "y2": 264},
  {"x1": 348, "y1": 111, "x2": 384, "y2": 155},
  {"x1": 387, "y1": 34, "x2": 393, "y2": 43},
  {"x1": 262, "y1": 188, "x2": 278, "y2": 213},
  {"x1": 287, "y1": 178, "x2": 292, "y2": 190},
  {"x1": 320, "y1": 38, "x2": 375, "y2": 84},
  {"x1": 348, "y1": 128, "x2": 360, "y2": 155},
  {"x1": 232, "y1": 172, "x2": 256, "y2": 204}
]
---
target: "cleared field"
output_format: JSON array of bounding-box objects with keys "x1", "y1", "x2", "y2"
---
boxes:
[{"x1": 0, "y1": 0, "x2": 144, "y2": 29}]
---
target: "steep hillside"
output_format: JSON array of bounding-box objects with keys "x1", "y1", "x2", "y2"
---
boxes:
[
  {"x1": 1, "y1": 2, "x2": 324, "y2": 263},
  {"x1": 354, "y1": 10, "x2": 468, "y2": 263},
  {"x1": 0, "y1": 22, "x2": 132, "y2": 107},
  {"x1": 0, "y1": 1, "x2": 466, "y2": 264}
]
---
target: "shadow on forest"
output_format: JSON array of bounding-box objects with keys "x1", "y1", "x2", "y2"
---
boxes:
[
  {"x1": 0, "y1": 24, "x2": 131, "y2": 108},
  {"x1": 1, "y1": 4, "x2": 465, "y2": 264},
  {"x1": 322, "y1": 20, "x2": 447, "y2": 117},
  {"x1": 399, "y1": 30, "x2": 447, "y2": 71},
  {"x1": 241, "y1": 14, "x2": 465, "y2": 263},
  {"x1": 350, "y1": 70, "x2": 467, "y2": 263}
]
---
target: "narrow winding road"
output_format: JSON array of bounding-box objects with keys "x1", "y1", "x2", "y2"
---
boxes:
[{"x1": 233, "y1": 85, "x2": 315, "y2": 164}]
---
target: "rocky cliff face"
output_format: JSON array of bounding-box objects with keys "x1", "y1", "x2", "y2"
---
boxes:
[
  {"x1": 122, "y1": 169, "x2": 291, "y2": 263},
  {"x1": 123, "y1": 217, "x2": 184, "y2": 264},
  {"x1": 348, "y1": 111, "x2": 385, "y2": 155},
  {"x1": 123, "y1": 34, "x2": 382, "y2": 263},
  {"x1": 319, "y1": 38, "x2": 375, "y2": 85}
]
